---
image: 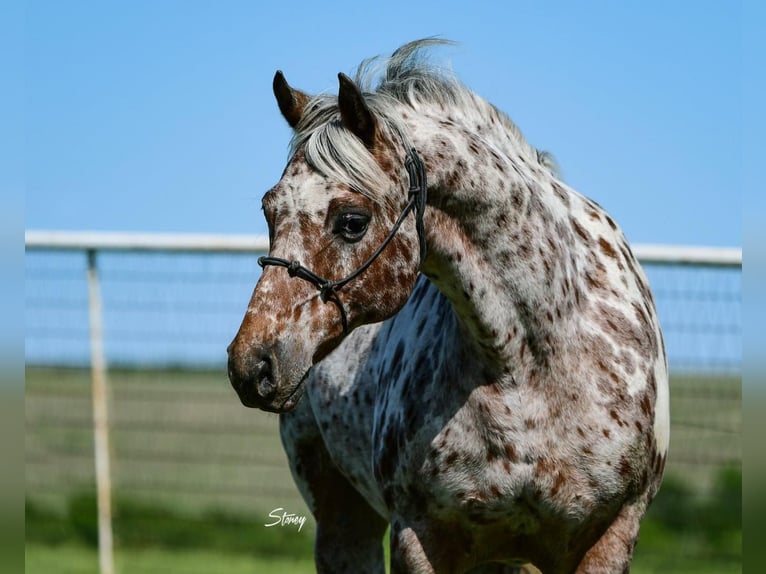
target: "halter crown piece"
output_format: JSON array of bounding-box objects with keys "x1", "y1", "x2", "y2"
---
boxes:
[{"x1": 258, "y1": 148, "x2": 428, "y2": 335}]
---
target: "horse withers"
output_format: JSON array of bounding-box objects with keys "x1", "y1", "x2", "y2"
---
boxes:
[{"x1": 228, "y1": 39, "x2": 668, "y2": 573}]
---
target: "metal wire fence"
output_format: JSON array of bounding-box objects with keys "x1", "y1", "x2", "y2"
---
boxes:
[{"x1": 25, "y1": 232, "x2": 741, "y2": 557}]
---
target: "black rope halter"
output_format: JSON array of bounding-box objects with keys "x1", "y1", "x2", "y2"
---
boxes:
[{"x1": 258, "y1": 148, "x2": 428, "y2": 335}]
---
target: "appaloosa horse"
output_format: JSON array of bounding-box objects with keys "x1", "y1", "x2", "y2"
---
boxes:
[{"x1": 228, "y1": 39, "x2": 669, "y2": 573}]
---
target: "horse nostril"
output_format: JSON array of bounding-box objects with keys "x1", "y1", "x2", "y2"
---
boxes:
[
  {"x1": 227, "y1": 349, "x2": 277, "y2": 407},
  {"x1": 255, "y1": 357, "x2": 276, "y2": 401}
]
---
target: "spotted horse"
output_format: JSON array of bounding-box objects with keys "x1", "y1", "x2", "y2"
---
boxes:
[{"x1": 228, "y1": 39, "x2": 669, "y2": 574}]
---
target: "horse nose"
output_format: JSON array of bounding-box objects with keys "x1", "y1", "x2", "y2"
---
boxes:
[{"x1": 227, "y1": 348, "x2": 277, "y2": 407}]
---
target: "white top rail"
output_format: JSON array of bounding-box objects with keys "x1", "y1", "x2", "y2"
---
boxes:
[
  {"x1": 629, "y1": 243, "x2": 741, "y2": 267},
  {"x1": 25, "y1": 230, "x2": 270, "y2": 253},
  {"x1": 25, "y1": 230, "x2": 742, "y2": 267}
]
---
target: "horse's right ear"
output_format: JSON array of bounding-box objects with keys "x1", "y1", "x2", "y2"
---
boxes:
[
  {"x1": 337, "y1": 73, "x2": 377, "y2": 149},
  {"x1": 273, "y1": 71, "x2": 309, "y2": 128}
]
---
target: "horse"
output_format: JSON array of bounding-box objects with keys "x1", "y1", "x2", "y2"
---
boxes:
[{"x1": 227, "y1": 39, "x2": 669, "y2": 573}]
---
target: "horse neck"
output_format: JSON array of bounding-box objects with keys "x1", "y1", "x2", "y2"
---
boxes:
[{"x1": 404, "y1": 101, "x2": 583, "y2": 370}]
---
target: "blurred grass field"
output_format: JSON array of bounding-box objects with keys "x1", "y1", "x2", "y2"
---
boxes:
[
  {"x1": 22, "y1": 540, "x2": 742, "y2": 574},
  {"x1": 26, "y1": 366, "x2": 741, "y2": 572},
  {"x1": 26, "y1": 544, "x2": 315, "y2": 574}
]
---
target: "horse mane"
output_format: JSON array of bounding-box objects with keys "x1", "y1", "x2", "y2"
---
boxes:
[{"x1": 290, "y1": 39, "x2": 557, "y2": 205}]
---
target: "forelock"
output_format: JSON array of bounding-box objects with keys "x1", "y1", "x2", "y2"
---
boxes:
[{"x1": 289, "y1": 97, "x2": 401, "y2": 207}]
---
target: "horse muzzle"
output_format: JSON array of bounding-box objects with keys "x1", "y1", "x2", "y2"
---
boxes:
[{"x1": 227, "y1": 342, "x2": 309, "y2": 413}]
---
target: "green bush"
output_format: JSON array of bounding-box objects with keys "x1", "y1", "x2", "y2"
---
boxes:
[
  {"x1": 25, "y1": 500, "x2": 75, "y2": 545},
  {"x1": 67, "y1": 493, "x2": 99, "y2": 547},
  {"x1": 639, "y1": 465, "x2": 741, "y2": 562},
  {"x1": 699, "y1": 466, "x2": 742, "y2": 557}
]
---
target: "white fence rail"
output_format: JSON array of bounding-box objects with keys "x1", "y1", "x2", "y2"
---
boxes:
[
  {"x1": 25, "y1": 231, "x2": 270, "y2": 253},
  {"x1": 25, "y1": 230, "x2": 742, "y2": 265}
]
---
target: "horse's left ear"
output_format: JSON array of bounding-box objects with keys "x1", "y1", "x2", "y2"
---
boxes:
[
  {"x1": 337, "y1": 73, "x2": 377, "y2": 148},
  {"x1": 273, "y1": 70, "x2": 309, "y2": 128}
]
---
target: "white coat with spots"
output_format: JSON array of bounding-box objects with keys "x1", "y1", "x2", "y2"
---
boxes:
[{"x1": 228, "y1": 39, "x2": 669, "y2": 574}]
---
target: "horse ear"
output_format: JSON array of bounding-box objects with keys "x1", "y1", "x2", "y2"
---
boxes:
[
  {"x1": 337, "y1": 73, "x2": 377, "y2": 148},
  {"x1": 273, "y1": 70, "x2": 309, "y2": 128}
]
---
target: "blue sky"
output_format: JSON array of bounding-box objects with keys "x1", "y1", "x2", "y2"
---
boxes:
[{"x1": 25, "y1": 1, "x2": 744, "y2": 248}]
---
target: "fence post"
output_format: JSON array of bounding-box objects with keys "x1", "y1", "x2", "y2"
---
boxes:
[{"x1": 86, "y1": 249, "x2": 115, "y2": 574}]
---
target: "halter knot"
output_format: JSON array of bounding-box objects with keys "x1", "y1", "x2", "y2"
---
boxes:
[
  {"x1": 287, "y1": 261, "x2": 301, "y2": 277},
  {"x1": 318, "y1": 283, "x2": 334, "y2": 304}
]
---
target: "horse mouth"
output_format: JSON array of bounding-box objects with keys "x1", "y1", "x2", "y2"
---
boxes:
[
  {"x1": 242, "y1": 368, "x2": 310, "y2": 414},
  {"x1": 278, "y1": 372, "x2": 309, "y2": 412}
]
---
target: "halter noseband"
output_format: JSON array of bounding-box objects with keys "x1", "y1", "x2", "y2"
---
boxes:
[{"x1": 258, "y1": 148, "x2": 428, "y2": 335}]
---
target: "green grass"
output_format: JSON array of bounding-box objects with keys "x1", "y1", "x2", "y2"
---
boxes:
[
  {"x1": 25, "y1": 540, "x2": 741, "y2": 574},
  {"x1": 25, "y1": 543, "x2": 315, "y2": 574}
]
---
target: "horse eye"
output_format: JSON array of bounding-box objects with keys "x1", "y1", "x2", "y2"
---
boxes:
[{"x1": 334, "y1": 212, "x2": 370, "y2": 243}]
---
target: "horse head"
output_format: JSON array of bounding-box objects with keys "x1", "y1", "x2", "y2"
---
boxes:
[{"x1": 227, "y1": 71, "x2": 425, "y2": 412}]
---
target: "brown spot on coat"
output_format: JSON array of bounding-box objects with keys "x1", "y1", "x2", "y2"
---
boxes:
[
  {"x1": 598, "y1": 237, "x2": 619, "y2": 259},
  {"x1": 504, "y1": 443, "x2": 519, "y2": 463},
  {"x1": 571, "y1": 218, "x2": 591, "y2": 241},
  {"x1": 552, "y1": 182, "x2": 571, "y2": 208},
  {"x1": 610, "y1": 409, "x2": 627, "y2": 427},
  {"x1": 550, "y1": 472, "x2": 566, "y2": 496},
  {"x1": 640, "y1": 394, "x2": 652, "y2": 417},
  {"x1": 619, "y1": 457, "x2": 632, "y2": 478}
]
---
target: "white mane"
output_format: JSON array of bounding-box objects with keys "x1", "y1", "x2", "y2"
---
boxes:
[{"x1": 290, "y1": 39, "x2": 556, "y2": 204}]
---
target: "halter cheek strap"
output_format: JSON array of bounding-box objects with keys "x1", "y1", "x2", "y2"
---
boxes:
[{"x1": 258, "y1": 147, "x2": 428, "y2": 335}]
